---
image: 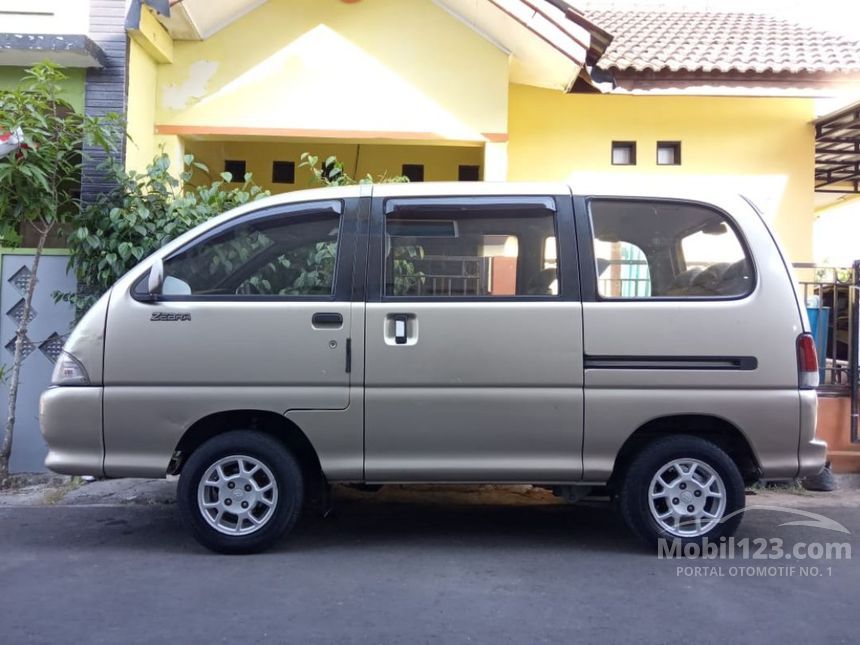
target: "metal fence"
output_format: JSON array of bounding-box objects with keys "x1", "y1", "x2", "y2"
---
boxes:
[
  {"x1": 794, "y1": 261, "x2": 859, "y2": 444},
  {"x1": 596, "y1": 258, "x2": 652, "y2": 297},
  {"x1": 394, "y1": 256, "x2": 490, "y2": 297},
  {"x1": 793, "y1": 263, "x2": 856, "y2": 393}
]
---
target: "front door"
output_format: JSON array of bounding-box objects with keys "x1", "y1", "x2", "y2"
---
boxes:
[
  {"x1": 362, "y1": 191, "x2": 584, "y2": 482},
  {"x1": 102, "y1": 197, "x2": 360, "y2": 475}
]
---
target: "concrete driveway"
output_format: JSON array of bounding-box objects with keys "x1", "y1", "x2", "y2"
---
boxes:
[{"x1": 0, "y1": 482, "x2": 858, "y2": 645}]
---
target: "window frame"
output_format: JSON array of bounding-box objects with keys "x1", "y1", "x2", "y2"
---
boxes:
[
  {"x1": 223, "y1": 159, "x2": 246, "y2": 183},
  {"x1": 656, "y1": 141, "x2": 682, "y2": 166},
  {"x1": 458, "y1": 165, "x2": 481, "y2": 181},
  {"x1": 611, "y1": 141, "x2": 637, "y2": 166},
  {"x1": 271, "y1": 160, "x2": 296, "y2": 184},
  {"x1": 366, "y1": 195, "x2": 579, "y2": 303},
  {"x1": 130, "y1": 199, "x2": 354, "y2": 303},
  {"x1": 401, "y1": 164, "x2": 425, "y2": 182},
  {"x1": 577, "y1": 196, "x2": 757, "y2": 303}
]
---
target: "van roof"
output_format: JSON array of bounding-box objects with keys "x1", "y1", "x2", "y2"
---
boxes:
[{"x1": 247, "y1": 179, "x2": 749, "y2": 210}]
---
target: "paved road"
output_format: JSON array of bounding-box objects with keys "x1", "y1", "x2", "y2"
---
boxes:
[{"x1": 0, "y1": 488, "x2": 858, "y2": 645}]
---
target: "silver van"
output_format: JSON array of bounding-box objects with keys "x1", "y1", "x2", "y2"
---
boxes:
[{"x1": 40, "y1": 182, "x2": 826, "y2": 553}]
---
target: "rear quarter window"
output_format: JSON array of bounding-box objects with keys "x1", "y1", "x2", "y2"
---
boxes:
[{"x1": 589, "y1": 199, "x2": 754, "y2": 299}]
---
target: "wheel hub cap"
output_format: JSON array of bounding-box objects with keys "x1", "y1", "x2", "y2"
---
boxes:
[
  {"x1": 648, "y1": 458, "x2": 727, "y2": 538},
  {"x1": 197, "y1": 455, "x2": 278, "y2": 536}
]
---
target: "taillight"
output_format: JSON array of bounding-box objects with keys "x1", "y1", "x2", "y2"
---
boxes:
[{"x1": 797, "y1": 333, "x2": 819, "y2": 389}]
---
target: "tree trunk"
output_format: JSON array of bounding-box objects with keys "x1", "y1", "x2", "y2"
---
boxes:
[{"x1": 0, "y1": 229, "x2": 50, "y2": 484}]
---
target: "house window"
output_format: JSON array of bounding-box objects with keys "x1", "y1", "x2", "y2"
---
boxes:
[
  {"x1": 611, "y1": 141, "x2": 636, "y2": 165},
  {"x1": 458, "y1": 165, "x2": 480, "y2": 181},
  {"x1": 272, "y1": 161, "x2": 296, "y2": 184},
  {"x1": 224, "y1": 160, "x2": 246, "y2": 183},
  {"x1": 657, "y1": 141, "x2": 682, "y2": 165},
  {"x1": 402, "y1": 164, "x2": 425, "y2": 182}
]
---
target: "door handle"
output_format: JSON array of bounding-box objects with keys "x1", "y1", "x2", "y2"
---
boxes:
[
  {"x1": 312, "y1": 312, "x2": 343, "y2": 327},
  {"x1": 393, "y1": 314, "x2": 408, "y2": 345},
  {"x1": 385, "y1": 313, "x2": 415, "y2": 346}
]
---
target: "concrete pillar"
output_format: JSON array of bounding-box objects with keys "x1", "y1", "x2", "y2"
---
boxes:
[
  {"x1": 155, "y1": 134, "x2": 185, "y2": 181},
  {"x1": 483, "y1": 141, "x2": 508, "y2": 181}
]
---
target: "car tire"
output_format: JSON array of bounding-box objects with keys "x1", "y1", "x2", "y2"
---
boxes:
[
  {"x1": 177, "y1": 430, "x2": 304, "y2": 554},
  {"x1": 618, "y1": 435, "x2": 745, "y2": 548}
]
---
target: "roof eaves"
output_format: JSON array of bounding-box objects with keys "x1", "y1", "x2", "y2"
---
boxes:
[
  {"x1": 543, "y1": 0, "x2": 612, "y2": 64},
  {"x1": 488, "y1": 0, "x2": 588, "y2": 68}
]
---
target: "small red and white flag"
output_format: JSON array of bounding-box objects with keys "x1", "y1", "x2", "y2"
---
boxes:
[{"x1": 0, "y1": 127, "x2": 24, "y2": 159}]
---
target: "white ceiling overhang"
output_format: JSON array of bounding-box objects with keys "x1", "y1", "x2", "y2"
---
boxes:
[
  {"x1": 0, "y1": 34, "x2": 107, "y2": 68},
  {"x1": 152, "y1": 0, "x2": 609, "y2": 92}
]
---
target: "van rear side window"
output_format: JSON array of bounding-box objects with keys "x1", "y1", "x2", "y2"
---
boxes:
[
  {"x1": 384, "y1": 208, "x2": 559, "y2": 298},
  {"x1": 589, "y1": 199, "x2": 753, "y2": 299}
]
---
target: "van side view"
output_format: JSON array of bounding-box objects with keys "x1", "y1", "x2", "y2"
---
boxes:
[{"x1": 40, "y1": 182, "x2": 826, "y2": 553}]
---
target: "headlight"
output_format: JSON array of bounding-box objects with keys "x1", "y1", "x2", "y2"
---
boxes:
[{"x1": 51, "y1": 351, "x2": 90, "y2": 386}]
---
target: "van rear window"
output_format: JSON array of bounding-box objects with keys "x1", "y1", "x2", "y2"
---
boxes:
[{"x1": 589, "y1": 199, "x2": 753, "y2": 299}]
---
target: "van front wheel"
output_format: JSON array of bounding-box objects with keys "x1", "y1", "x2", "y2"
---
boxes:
[
  {"x1": 177, "y1": 431, "x2": 304, "y2": 554},
  {"x1": 618, "y1": 436, "x2": 745, "y2": 547}
]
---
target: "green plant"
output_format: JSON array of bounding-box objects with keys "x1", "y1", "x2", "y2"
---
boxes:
[
  {"x1": 299, "y1": 152, "x2": 422, "y2": 293},
  {"x1": 60, "y1": 152, "x2": 269, "y2": 315},
  {"x1": 392, "y1": 244, "x2": 426, "y2": 295},
  {"x1": 299, "y1": 152, "x2": 410, "y2": 187},
  {"x1": 0, "y1": 62, "x2": 119, "y2": 483}
]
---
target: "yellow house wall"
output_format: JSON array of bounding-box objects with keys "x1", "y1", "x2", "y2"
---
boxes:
[
  {"x1": 814, "y1": 195, "x2": 860, "y2": 266},
  {"x1": 184, "y1": 140, "x2": 483, "y2": 193},
  {"x1": 156, "y1": 0, "x2": 509, "y2": 141},
  {"x1": 508, "y1": 84, "x2": 816, "y2": 263}
]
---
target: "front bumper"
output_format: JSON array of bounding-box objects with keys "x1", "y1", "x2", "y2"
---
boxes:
[{"x1": 40, "y1": 386, "x2": 104, "y2": 477}]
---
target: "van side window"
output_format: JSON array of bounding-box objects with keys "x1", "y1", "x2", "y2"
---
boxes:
[
  {"x1": 161, "y1": 211, "x2": 340, "y2": 297},
  {"x1": 384, "y1": 207, "x2": 559, "y2": 297},
  {"x1": 589, "y1": 199, "x2": 752, "y2": 299}
]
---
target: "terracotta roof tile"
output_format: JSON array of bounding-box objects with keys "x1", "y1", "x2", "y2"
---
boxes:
[{"x1": 582, "y1": 9, "x2": 860, "y2": 74}]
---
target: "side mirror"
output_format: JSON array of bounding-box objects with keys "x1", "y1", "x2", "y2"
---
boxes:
[{"x1": 147, "y1": 257, "x2": 165, "y2": 297}]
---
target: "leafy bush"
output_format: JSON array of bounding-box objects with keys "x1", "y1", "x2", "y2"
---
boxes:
[
  {"x1": 62, "y1": 150, "x2": 416, "y2": 315},
  {"x1": 60, "y1": 153, "x2": 269, "y2": 314},
  {"x1": 299, "y1": 152, "x2": 410, "y2": 186},
  {"x1": 299, "y1": 152, "x2": 422, "y2": 292}
]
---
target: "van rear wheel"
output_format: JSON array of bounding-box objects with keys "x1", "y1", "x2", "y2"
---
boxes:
[
  {"x1": 177, "y1": 431, "x2": 303, "y2": 554},
  {"x1": 618, "y1": 436, "x2": 745, "y2": 547}
]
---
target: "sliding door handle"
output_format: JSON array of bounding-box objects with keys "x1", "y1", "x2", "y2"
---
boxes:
[
  {"x1": 393, "y1": 314, "x2": 408, "y2": 345},
  {"x1": 385, "y1": 313, "x2": 416, "y2": 346}
]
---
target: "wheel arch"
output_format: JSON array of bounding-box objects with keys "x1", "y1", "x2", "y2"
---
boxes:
[
  {"x1": 169, "y1": 409, "x2": 326, "y2": 504},
  {"x1": 608, "y1": 414, "x2": 761, "y2": 490}
]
